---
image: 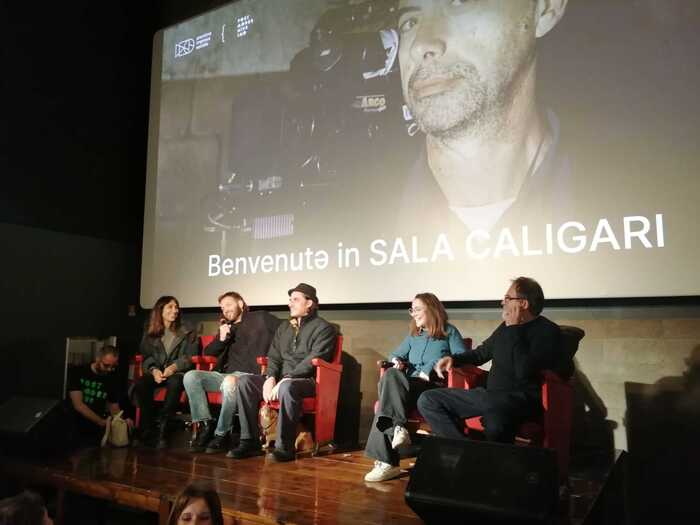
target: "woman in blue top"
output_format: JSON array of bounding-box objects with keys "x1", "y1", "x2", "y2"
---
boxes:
[{"x1": 364, "y1": 293, "x2": 467, "y2": 482}]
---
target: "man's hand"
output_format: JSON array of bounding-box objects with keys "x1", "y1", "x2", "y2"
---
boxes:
[
  {"x1": 125, "y1": 418, "x2": 135, "y2": 430},
  {"x1": 434, "y1": 356, "x2": 453, "y2": 380},
  {"x1": 502, "y1": 298, "x2": 526, "y2": 326},
  {"x1": 269, "y1": 378, "x2": 290, "y2": 401},
  {"x1": 152, "y1": 368, "x2": 165, "y2": 384},
  {"x1": 262, "y1": 376, "x2": 277, "y2": 403},
  {"x1": 162, "y1": 364, "x2": 178, "y2": 378},
  {"x1": 219, "y1": 323, "x2": 231, "y2": 342},
  {"x1": 99, "y1": 417, "x2": 109, "y2": 428},
  {"x1": 392, "y1": 358, "x2": 406, "y2": 371}
]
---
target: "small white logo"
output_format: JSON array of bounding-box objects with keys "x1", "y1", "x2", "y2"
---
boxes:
[
  {"x1": 236, "y1": 15, "x2": 254, "y2": 38},
  {"x1": 196, "y1": 32, "x2": 212, "y2": 49},
  {"x1": 353, "y1": 94, "x2": 387, "y2": 113},
  {"x1": 175, "y1": 38, "x2": 195, "y2": 58}
]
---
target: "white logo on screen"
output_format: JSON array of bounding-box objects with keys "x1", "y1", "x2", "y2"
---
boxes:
[
  {"x1": 236, "y1": 15, "x2": 254, "y2": 38},
  {"x1": 175, "y1": 38, "x2": 195, "y2": 58},
  {"x1": 196, "y1": 32, "x2": 212, "y2": 50}
]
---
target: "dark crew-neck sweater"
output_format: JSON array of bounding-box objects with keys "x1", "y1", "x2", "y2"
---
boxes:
[{"x1": 454, "y1": 316, "x2": 563, "y2": 399}]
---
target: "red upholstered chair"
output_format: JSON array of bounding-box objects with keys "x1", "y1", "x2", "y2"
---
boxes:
[
  {"x1": 130, "y1": 336, "x2": 216, "y2": 427},
  {"x1": 374, "y1": 338, "x2": 473, "y2": 431},
  {"x1": 459, "y1": 325, "x2": 584, "y2": 483},
  {"x1": 257, "y1": 335, "x2": 343, "y2": 454}
]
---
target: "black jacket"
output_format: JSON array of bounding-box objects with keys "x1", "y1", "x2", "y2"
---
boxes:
[
  {"x1": 454, "y1": 316, "x2": 563, "y2": 399},
  {"x1": 140, "y1": 325, "x2": 197, "y2": 374},
  {"x1": 266, "y1": 311, "x2": 337, "y2": 380},
  {"x1": 204, "y1": 311, "x2": 282, "y2": 374}
]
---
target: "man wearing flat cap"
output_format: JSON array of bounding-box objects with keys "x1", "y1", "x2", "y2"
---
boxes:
[{"x1": 228, "y1": 283, "x2": 337, "y2": 462}]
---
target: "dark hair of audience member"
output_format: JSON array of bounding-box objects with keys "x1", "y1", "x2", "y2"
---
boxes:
[
  {"x1": 147, "y1": 295, "x2": 181, "y2": 337},
  {"x1": 168, "y1": 481, "x2": 223, "y2": 525},
  {"x1": 0, "y1": 490, "x2": 51, "y2": 525},
  {"x1": 409, "y1": 292, "x2": 449, "y2": 339}
]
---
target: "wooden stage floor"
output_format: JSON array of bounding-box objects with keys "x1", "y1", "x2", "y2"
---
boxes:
[{"x1": 0, "y1": 444, "x2": 617, "y2": 525}]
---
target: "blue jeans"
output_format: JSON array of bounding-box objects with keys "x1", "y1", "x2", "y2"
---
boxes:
[{"x1": 183, "y1": 369, "x2": 249, "y2": 437}]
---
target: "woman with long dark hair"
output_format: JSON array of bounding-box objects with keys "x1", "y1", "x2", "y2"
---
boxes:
[
  {"x1": 168, "y1": 481, "x2": 224, "y2": 525},
  {"x1": 134, "y1": 295, "x2": 197, "y2": 448},
  {"x1": 364, "y1": 293, "x2": 467, "y2": 482}
]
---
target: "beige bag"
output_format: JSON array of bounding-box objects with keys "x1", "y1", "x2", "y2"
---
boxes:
[{"x1": 101, "y1": 410, "x2": 130, "y2": 447}]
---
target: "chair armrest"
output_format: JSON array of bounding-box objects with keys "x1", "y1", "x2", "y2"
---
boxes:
[
  {"x1": 134, "y1": 355, "x2": 143, "y2": 364},
  {"x1": 453, "y1": 364, "x2": 488, "y2": 389},
  {"x1": 312, "y1": 358, "x2": 343, "y2": 373},
  {"x1": 192, "y1": 356, "x2": 218, "y2": 371},
  {"x1": 542, "y1": 369, "x2": 566, "y2": 384},
  {"x1": 257, "y1": 356, "x2": 268, "y2": 375}
]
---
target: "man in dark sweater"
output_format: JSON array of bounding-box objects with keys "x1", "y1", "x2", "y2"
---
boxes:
[
  {"x1": 184, "y1": 291, "x2": 281, "y2": 453},
  {"x1": 417, "y1": 277, "x2": 566, "y2": 443},
  {"x1": 228, "y1": 283, "x2": 337, "y2": 462}
]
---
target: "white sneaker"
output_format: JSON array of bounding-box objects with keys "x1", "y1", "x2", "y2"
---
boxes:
[
  {"x1": 364, "y1": 461, "x2": 402, "y2": 482},
  {"x1": 391, "y1": 425, "x2": 411, "y2": 449}
]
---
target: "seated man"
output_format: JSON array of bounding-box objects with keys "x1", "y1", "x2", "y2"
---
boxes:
[
  {"x1": 184, "y1": 291, "x2": 281, "y2": 453},
  {"x1": 228, "y1": 283, "x2": 337, "y2": 462},
  {"x1": 418, "y1": 277, "x2": 568, "y2": 443},
  {"x1": 67, "y1": 345, "x2": 132, "y2": 446}
]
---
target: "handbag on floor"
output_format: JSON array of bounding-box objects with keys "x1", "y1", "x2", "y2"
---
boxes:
[{"x1": 101, "y1": 410, "x2": 130, "y2": 447}]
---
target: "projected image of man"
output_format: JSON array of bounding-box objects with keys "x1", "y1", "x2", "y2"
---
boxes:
[{"x1": 397, "y1": 0, "x2": 568, "y2": 232}]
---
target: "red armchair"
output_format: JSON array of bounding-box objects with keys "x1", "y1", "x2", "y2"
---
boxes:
[
  {"x1": 257, "y1": 335, "x2": 344, "y2": 454},
  {"x1": 459, "y1": 325, "x2": 584, "y2": 483}
]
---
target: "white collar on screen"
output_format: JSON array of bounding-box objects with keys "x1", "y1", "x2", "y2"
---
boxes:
[{"x1": 449, "y1": 197, "x2": 516, "y2": 232}]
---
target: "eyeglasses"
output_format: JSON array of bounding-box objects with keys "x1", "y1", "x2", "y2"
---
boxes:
[
  {"x1": 99, "y1": 361, "x2": 117, "y2": 370},
  {"x1": 408, "y1": 307, "x2": 425, "y2": 315},
  {"x1": 503, "y1": 296, "x2": 525, "y2": 302}
]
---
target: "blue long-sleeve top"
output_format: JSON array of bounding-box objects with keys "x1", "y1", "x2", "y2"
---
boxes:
[{"x1": 390, "y1": 323, "x2": 467, "y2": 377}]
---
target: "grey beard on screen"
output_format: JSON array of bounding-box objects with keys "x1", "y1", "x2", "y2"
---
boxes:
[{"x1": 407, "y1": 62, "x2": 507, "y2": 141}]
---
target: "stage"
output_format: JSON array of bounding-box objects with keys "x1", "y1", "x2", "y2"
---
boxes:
[{"x1": 0, "y1": 443, "x2": 621, "y2": 525}]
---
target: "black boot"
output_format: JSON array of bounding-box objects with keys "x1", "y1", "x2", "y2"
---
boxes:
[{"x1": 189, "y1": 420, "x2": 216, "y2": 453}]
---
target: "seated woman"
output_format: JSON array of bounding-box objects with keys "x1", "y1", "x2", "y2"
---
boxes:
[
  {"x1": 364, "y1": 293, "x2": 467, "y2": 482},
  {"x1": 134, "y1": 295, "x2": 197, "y2": 449}
]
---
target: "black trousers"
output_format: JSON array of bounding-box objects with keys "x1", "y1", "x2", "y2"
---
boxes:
[
  {"x1": 235, "y1": 375, "x2": 315, "y2": 452},
  {"x1": 364, "y1": 367, "x2": 439, "y2": 466},
  {"x1": 417, "y1": 386, "x2": 537, "y2": 443},
  {"x1": 133, "y1": 373, "x2": 185, "y2": 430}
]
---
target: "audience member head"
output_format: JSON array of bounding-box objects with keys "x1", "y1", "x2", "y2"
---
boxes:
[
  {"x1": 93, "y1": 345, "x2": 119, "y2": 375},
  {"x1": 0, "y1": 490, "x2": 53, "y2": 525},
  {"x1": 217, "y1": 291, "x2": 248, "y2": 323},
  {"x1": 147, "y1": 295, "x2": 181, "y2": 337},
  {"x1": 409, "y1": 292, "x2": 448, "y2": 338},
  {"x1": 168, "y1": 481, "x2": 223, "y2": 525}
]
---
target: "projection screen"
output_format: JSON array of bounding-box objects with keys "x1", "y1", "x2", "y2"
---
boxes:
[{"x1": 141, "y1": 0, "x2": 700, "y2": 307}]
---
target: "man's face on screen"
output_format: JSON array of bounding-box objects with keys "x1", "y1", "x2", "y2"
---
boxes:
[{"x1": 398, "y1": 0, "x2": 537, "y2": 138}]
